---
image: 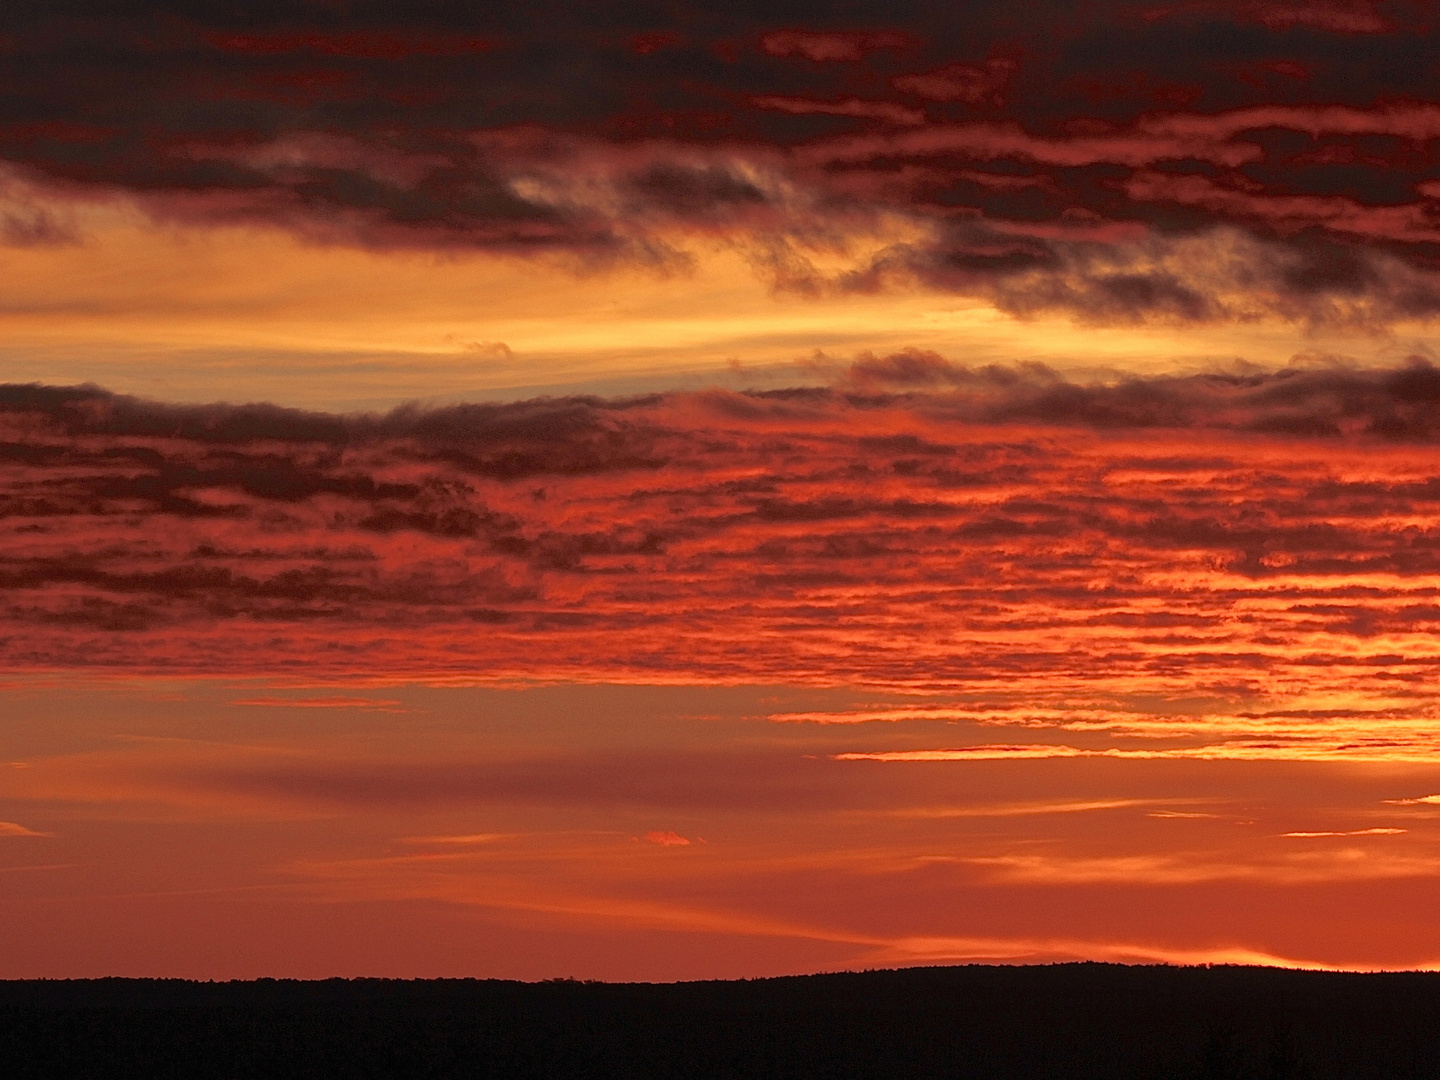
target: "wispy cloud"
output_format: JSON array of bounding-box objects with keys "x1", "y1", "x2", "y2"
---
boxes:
[
  {"x1": 0, "y1": 821, "x2": 51, "y2": 838},
  {"x1": 641, "y1": 831, "x2": 694, "y2": 846},
  {"x1": 399, "y1": 834, "x2": 510, "y2": 846},
  {"x1": 867, "y1": 936, "x2": 1432, "y2": 972},
  {"x1": 886, "y1": 799, "x2": 1166, "y2": 818},
  {"x1": 960, "y1": 845, "x2": 1436, "y2": 885},
  {"x1": 231, "y1": 697, "x2": 406, "y2": 712},
  {"x1": 836, "y1": 739, "x2": 1440, "y2": 763}
]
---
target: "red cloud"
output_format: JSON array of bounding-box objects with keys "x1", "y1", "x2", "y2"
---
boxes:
[
  {"x1": 759, "y1": 30, "x2": 910, "y2": 63},
  {"x1": 892, "y1": 59, "x2": 1017, "y2": 105},
  {"x1": 1228, "y1": 1, "x2": 1392, "y2": 33},
  {"x1": 5, "y1": 363, "x2": 1440, "y2": 704},
  {"x1": 205, "y1": 30, "x2": 502, "y2": 59},
  {"x1": 629, "y1": 31, "x2": 683, "y2": 55},
  {"x1": 750, "y1": 95, "x2": 925, "y2": 126},
  {"x1": 1143, "y1": 0, "x2": 1393, "y2": 33}
]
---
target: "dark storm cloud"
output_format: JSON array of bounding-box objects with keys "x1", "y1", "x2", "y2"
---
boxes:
[{"x1": 3, "y1": 2, "x2": 1440, "y2": 322}]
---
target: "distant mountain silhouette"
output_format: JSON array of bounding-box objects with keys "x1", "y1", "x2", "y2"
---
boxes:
[{"x1": 3, "y1": 963, "x2": 1438, "y2": 1079}]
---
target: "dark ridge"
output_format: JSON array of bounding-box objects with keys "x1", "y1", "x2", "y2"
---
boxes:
[{"x1": 3, "y1": 962, "x2": 1440, "y2": 1078}]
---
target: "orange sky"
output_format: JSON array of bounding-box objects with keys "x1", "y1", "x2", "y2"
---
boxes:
[
  {"x1": 4, "y1": 677, "x2": 1440, "y2": 979},
  {"x1": 0, "y1": 188, "x2": 1433, "y2": 409},
  {"x1": 6, "y1": 382, "x2": 1440, "y2": 977},
  {"x1": 8, "y1": 0, "x2": 1440, "y2": 980}
]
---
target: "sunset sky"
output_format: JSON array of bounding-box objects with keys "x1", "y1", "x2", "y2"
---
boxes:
[{"x1": 6, "y1": 0, "x2": 1440, "y2": 980}]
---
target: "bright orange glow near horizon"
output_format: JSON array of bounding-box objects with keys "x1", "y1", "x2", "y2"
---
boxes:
[
  {"x1": 7, "y1": 677, "x2": 1440, "y2": 979},
  {"x1": 6, "y1": 0, "x2": 1440, "y2": 982},
  {"x1": 3, "y1": 203, "x2": 1425, "y2": 410}
]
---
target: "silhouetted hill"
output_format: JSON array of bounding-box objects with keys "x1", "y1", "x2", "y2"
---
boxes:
[{"x1": 2, "y1": 963, "x2": 1438, "y2": 1079}]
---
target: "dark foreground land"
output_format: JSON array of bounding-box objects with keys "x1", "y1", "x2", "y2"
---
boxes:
[{"x1": 2, "y1": 963, "x2": 1438, "y2": 1079}]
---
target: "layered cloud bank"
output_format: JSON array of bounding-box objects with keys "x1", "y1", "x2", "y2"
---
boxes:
[
  {"x1": 8, "y1": 359, "x2": 1440, "y2": 976},
  {"x1": 6, "y1": 1, "x2": 1440, "y2": 331},
  {"x1": 5, "y1": 361, "x2": 1440, "y2": 723}
]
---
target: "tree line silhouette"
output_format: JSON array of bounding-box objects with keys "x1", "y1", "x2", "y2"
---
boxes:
[{"x1": 2, "y1": 963, "x2": 1438, "y2": 1078}]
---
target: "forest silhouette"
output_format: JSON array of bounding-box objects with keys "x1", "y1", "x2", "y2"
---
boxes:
[{"x1": 3, "y1": 963, "x2": 1439, "y2": 1078}]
